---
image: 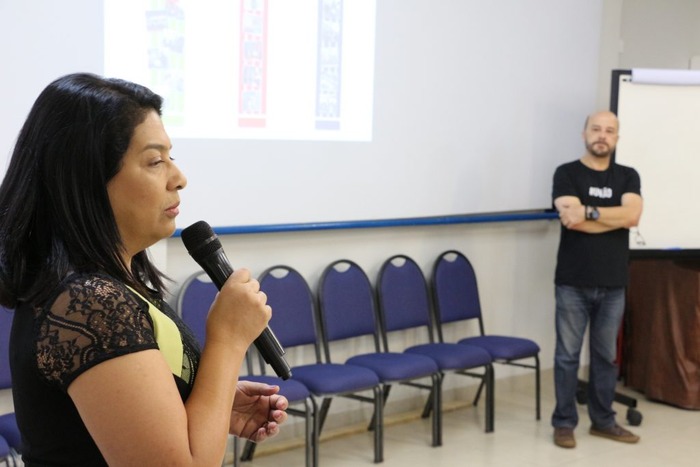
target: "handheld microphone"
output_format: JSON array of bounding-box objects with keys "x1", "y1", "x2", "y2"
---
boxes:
[{"x1": 181, "y1": 221, "x2": 292, "y2": 380}]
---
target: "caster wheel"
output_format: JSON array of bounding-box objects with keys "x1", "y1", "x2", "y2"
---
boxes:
[
  {"x1": 626, "y1": 408, "x2": 643, "y2": 426},
  {"x1": 576, "y1": 389, "x2": 588, "y2": 405}
]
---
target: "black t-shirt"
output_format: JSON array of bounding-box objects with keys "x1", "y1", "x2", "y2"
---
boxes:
[
  {"x1": 10, "y1": 273, "x2": 201, "y2": 466},
  {"x1": 552, "y1": 160, "x2": 641, "y2": 287}
]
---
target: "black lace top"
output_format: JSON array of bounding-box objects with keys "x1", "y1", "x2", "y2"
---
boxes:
[{"x1": 10, "y1": 273, "x2": 201, "y2": 466}]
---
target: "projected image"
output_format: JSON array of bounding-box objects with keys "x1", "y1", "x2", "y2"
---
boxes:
[{"x1": 104, "y1": 0, "x2": 376, "y2": 141}]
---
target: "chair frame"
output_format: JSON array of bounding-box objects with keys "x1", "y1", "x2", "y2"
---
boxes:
[
  {"x1": 376, "y1": 254, "x2": 495, "y2": 433},
  {"x1": 431, "y1": 249, "x2": 541, "y2": 420},
  {"x1": 258, "y1": 265, "x2": 384, "y2": 463},
  {"x1": 317, "y1": 259, "x2": 442, "y2": 447}
]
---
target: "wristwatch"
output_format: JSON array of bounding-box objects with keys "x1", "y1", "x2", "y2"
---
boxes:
[{"x1": 586, "y1": 205, "x2": 600, "y2": 221}]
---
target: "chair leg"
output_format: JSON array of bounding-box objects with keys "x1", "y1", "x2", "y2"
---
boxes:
[
  {"x1": 485, "y1": 364, "x2": 495, "y2": 433},
  {"x1": 431, "y1": 373, "x2": 442, "y2": 447},
  {"x1": 499, "y1": 356, "x2": 542, "y2": 420},
  {"x1": 240, "y1": 439, "x2": 256, "y2": 462},
  {"x1": 231, "y1": 436, "x2": 239, "y2": 467},
  {"x1": 317, "y1": 398, "x2": 333, "y2": 433},
  {"x1": 535, "y1": 355, "x2": 541, "y2": 420},
  {"x1": 421, "y1": 373, "x2": 444, "y2": 418},
  {"x1": 368, "y1": 384, "x2": 391, "y2": 431},
  {"x1": 304, "y1": 397, "x2": 318, "y2": 467},
  {"x1": 421, "y1": 388, "x2": 433, "y2": 419},
  {"x1": 372, "y1": 385, "x2": 384, "y2": 463},
  {"x1": 472, "y1": 378, "x2": 486, "y2": 407}
]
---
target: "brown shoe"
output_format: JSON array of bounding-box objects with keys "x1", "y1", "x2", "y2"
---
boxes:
[
  {"x1": 589, "y1": 423, "x2": 640, "y2": 444},
  {"x1": 554, "y1": 427, "x2": 576, "y2": 448}
]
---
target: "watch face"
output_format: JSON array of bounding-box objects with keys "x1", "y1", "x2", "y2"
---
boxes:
[{"x1": 591, "y1": 208, "x2": 600, "y2": 220}]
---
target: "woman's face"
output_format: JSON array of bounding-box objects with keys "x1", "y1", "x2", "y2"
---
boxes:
[{"x1": 107, "y1": 110, "x2": 187, "y2": 261}]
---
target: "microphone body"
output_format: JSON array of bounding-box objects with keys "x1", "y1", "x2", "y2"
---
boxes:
[{"x1": 181, "y1": 221, "x2": 292, "y2": 380}]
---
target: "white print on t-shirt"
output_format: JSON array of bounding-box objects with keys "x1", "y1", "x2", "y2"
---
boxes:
[{"x1": 588, "y1": 186, "x2": 612, "y2": 199}]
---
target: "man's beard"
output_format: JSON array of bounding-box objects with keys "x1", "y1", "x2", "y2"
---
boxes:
[{"x1": 586, "y1": 141, "x2": 612, "y2": 158}]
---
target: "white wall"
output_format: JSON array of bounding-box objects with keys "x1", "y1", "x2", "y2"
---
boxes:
[
  {"x1": 618, "y1": 0, "x2": 700, "y2": 69},
  {"x1": 594, "y1": 0, "x2": 700, "y2": 108},
  {"x1": 596, "y1": 0, "x2": 624, "y2": 108}
]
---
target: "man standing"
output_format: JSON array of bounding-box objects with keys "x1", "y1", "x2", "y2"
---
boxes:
[{"x1": 551, "y1": 110, "x2": 643, "y2": 448}]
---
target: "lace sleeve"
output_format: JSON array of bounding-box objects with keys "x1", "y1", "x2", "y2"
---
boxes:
[{"x1": 36, "y1": 274, "x2": 159, "y2": 390}]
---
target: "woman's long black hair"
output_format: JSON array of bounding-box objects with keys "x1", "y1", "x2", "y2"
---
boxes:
[{"x1": 0, "y1": 73, "x2": 169, "y2": 308}]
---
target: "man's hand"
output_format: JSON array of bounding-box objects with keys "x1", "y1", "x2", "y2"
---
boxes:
[{"x1": 557, "y1": 201, "x2": 586, "y2": 229}]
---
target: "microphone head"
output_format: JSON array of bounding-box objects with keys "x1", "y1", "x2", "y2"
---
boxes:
[{"x1": 181, "y1": 221, "x2": 222, "y2": 261}]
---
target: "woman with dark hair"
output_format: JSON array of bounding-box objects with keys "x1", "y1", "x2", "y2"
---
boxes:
[{"x1": 0, "y1": 73, "x2": 287, "y2": 466}]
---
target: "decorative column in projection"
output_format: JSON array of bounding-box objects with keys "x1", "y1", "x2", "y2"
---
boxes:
[
  {"x1": 316, "y1": 0, "x2": 343, "y2": 130},
  {"x1": 239, "y1": 0, "x2": 268, "y2": 128},
  {"x1": 145, "y1": 0, "x2": 185, "y2": 127}
]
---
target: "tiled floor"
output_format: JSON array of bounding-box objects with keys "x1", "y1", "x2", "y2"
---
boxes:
[{"x1": 228, "y1": 369, "x2": 698, "y2": 466}]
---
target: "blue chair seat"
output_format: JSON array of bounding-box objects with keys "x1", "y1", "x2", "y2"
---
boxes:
[
  {"x1": 346, "y1": 352, "x2": 439, "y2": 382},
  {"x1": 291, "y1": 364, "x2": 380, "y2": 396},
  {"x1": 458, "y1": 336, "x2": 541, "y2": 361},
  {"x1": 241, "y1": 375, "x2": 312, "y2": 403},
  {"x1": 406, "y1": 342, "x2": 493, "y2": 370}
]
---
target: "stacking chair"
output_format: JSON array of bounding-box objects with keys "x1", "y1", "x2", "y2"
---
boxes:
[
  {"x1": 317, "y1": 259, "x2": 442, "y2": 446},
  {"x1": 376, "y1": 254, "x2": 495, "y2": 433},
  {"x1": 259, "y1": 265, "x2": 384, "y2": 463},
  {"x1": 176, "y1": 272, "x2": 317, "y2": 467},
  {"x1": 431, "y1": 250, "x2": 541, "y2": 420},
  {"x1": 1, "y1": 308, "x2": 21, "y2": 466}
]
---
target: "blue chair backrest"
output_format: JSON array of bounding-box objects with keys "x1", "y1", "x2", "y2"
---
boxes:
[
  {"x1": 377, "y1": 255, "x2": 433, "y2": 333},
  {"x1": 432, "y1": 250, "x2": 482, "y2": 324},
  {"x1": 177, "y1": 273, "x2": 218, "y2": 347},
  {"x1": 318, "y1": 260, "x2": 378, "y2": 342},
  {"x1": 259, "y1": 266, "x2": 319, "y2": 348},
  {"x1": 0, "y1": 307, "x2": 13, "y2": 389}
]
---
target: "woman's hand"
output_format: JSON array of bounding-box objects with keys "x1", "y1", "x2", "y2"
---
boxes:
[
  {"x1": 230, "y1": 380, "x2": 289, "y2": 442},
  {"x1": 206, "y1": 268, "x2": 271, "y2": 349}
]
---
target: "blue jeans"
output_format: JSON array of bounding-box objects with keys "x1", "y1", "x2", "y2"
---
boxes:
[{"x1": 551, "y1": 285, "x2": 625, "y2": 429}]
